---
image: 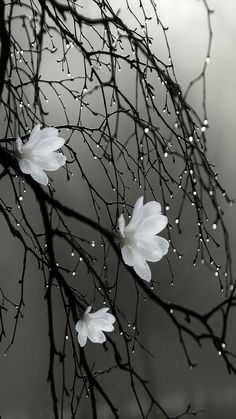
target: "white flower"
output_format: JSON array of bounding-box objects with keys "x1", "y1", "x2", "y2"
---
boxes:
[
  {"x1": 118, "y1": 196, "x2": 169, "y2": 282},
  {"x1": 15, "y1": 124, "x2": 66, "y2": 185},
  {"x1": 75, "y1": 306, "x2": 116, "y2": 347}
]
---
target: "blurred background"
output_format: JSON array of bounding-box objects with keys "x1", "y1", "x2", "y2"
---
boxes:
[{"x1": 0, "y1": 0, "x2": 236, "y2": 418}]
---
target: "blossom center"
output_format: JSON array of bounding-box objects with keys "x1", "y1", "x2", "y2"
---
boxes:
[
  {"x1": 16, "y1": 148, "x2": 32, "y2": 160},
  {"x1": 120, "y1": 229, "x2": 136, "y2": 247}
]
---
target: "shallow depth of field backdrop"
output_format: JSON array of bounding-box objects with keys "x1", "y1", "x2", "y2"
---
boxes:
[{"x1": 0, "y1": 1, "x2": 236, "y2": 418}]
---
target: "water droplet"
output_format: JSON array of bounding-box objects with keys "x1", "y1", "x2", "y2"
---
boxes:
[
  {"x1": 212, "y1": 223, "x2": 217, "y2": 230},
  {"x1": 206, "y1": 56, "x2": 210, "y2": 63}
]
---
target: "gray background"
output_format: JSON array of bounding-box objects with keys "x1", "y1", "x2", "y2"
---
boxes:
[{"x1": 0, "y1": 1, "x2": 236, "y2": 418}]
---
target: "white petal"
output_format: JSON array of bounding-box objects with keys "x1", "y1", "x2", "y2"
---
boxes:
[
  {"x1": 89, "y1": 307, "x2": 112, "y2": 319},
  {"x1": 31, "y1": 170, "x2": 48, "y2": 185},
  {"x1": 133, "y1": 252, "x2": 151, "y2": 281},
  {"x1": 137, "y1": 214, "x2": 168, "y2": 237},
  {"x1": 40, "y1": 127, "x2": 59, "y2": 139},
  {"x1": 34, "y1": 152, "x2": 66, "y2": 171},
  {"x1": 33, "y1": 136, "x2": 65, "y2": 153},
  {"x1": 137, "y1": 239, "x2": 163, "y2": 262},
  {"x1": 91, "y1": 314, "x2": 115, "y2": 329},
  {"x1": 88, "y1": 307, "x2": 109, "y2": 317},
  {"x1": 125, "y1": 196, "x2": 144, "y2": 230},
  {"x1": 28, "y1": 161, "x2": 48, "y2": 185},
  {"x1": 117, "y1": 214, "x2": 125, "y2": 237},
  {"x1": 87, "y1": 325, "x2": 106, "y2": 344},
  {"x1": 24, "y1": 125, "x2": 41, "y2": 149},
  {"x1": 121, "y1": 245, "x2": 134, "y2": 266},
  {"x1": 142, "y1": 201, "x2": 162, "y2": 217},
  {"x1": 16, "y1": 137, "x2": 22, "y2": 152},
  {"x1": 75, "y1": 320, "x2": 88, "y2": 347},
  {"x1": 84, "y1": 306, "x2": 92, "y2": 316},
  {"x1": 90, "y1": 319, "x2": 114, "y2": 332},
  {"x1": 155, "y1": 236, "x2": 169, "y2": 256},
  {"x1": 18, "y1": 159, "x2": 33, "y2": 174},
  {"x1": 18, "y1": 159, "x2": 48, "y2": 184}
]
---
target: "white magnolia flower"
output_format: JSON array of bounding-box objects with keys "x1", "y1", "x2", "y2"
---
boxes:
[
  {"x1": 75, "y1": 306, "x2": 116, "y2": 347},
  {"x1": 118, "y1": 196, "x2": 169, "y2": 282},
  {"x1": 15, "y1": 124, "x2": 66, "y2": 185}
]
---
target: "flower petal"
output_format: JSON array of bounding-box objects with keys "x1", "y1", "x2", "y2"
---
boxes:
[
  {"x1": 40, "y1": 127, "x2": 59, "y2": 139},
  {"x1": 27, "y1": 161, "x2": 48, "y2": 185},
  {"x1": 136, "y1": 214, "x2": 168, "y2": 237},
  {"x1": 31, "y1": 169, "x2": 48, "y2": 185},
  {"x1": 125, "y1": 196, "x2": 144, "y2": 230},
  {"x1": 117, "y1": 214, "x2": 125, "y2": 237},
  {"x1": 88, "y1": 307, "x2": 109, "y2": 317},
  {"x1": 142, "y1": 201, "x2": 162, "y2": 217},
  {"x1": 121, "y1": 245, "x2": 135, "y2": 266},
  {"x1": 33, "y1": 136, "x2": 65, "y2": 153},
  {"x1": 137, "y1": 239, "x2": 163, "y2": 262},
  {"x1": 132, "y1": 251, "x2": 151, "y2": 281},
  {"x1": 34, "y1": 152, "x2": 66, "y2": 171},
  {"x1": 154, "y1": 236, "x2": 169, "y2": 256},
  {"x1": 84, "y1": 306, "x2": 92, "y2": 316},
  {"x1": 16, "y1": 137, "x2": 23, "y2": 152},
  {"x1": 87, "y1": 325, "x2": 106, "y2": 344},
  {"x1": 75, "y1": 320, "x2": 88, "y2": 347},
  {"x1": 89, "y1": 308, "x2": 115, "y2": 324},
  {"x1": 18, "y1": 159, "x2": 48, "y2": 184},
  {"x1": 89, "y1": 318, "x2": 114, "y2": 332},
  {"x1": 18, "y1": 159, "x2": 33, "y2": 174},
  {"x1": 24, "y1": 124, "x2": 41, "y2": 149}
]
